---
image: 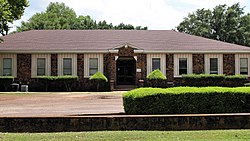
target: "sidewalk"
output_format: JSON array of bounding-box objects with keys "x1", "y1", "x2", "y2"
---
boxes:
[{"x1": 0, "y1": 91, "x2": 125, "y2": 117}]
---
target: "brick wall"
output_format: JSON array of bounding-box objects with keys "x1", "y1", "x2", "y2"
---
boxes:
[
  {"x1": 118, "y1": 47, "x2": 134, "y2": 56},
  {"x1": 193, "y1": 54, "x2": 204, "y2": 74},
  {"x1": 135, "y1": 53, "x2": 147, "y2": 84},
  {"x1": 1, "y1": 114, "x2": 249, "y2": 132},
  {"x1": 77, "y1": 54, "x2": 84, "y2": 79},
  {"x1": 17, "y1": 54, "x2": 31, "y2": 84},
  {"x1": 223, "y1": 54, "x2": 235, "y2": 75},
  {"x1": 51, "y1": 54, "x2": 58, "y2": 76},
  {"x1": 166, "y1": 54, "x2": 174, "y2": 81}
]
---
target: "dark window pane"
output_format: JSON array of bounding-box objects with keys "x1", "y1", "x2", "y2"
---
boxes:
[
  {"x1": 89, "y1": 58, "x2": 98, "y2": 75},
  {"x1": 152, "y1": 58, "x2": 160, "y2": 71},
  {"x1": 240, "y1": 58, "x2": 248, "y2": 75},
  {"x1": 37, "y1": 58, "x2": 45, "y2": 76},
  {"x1": 63, "y1": 58, "x2": 72, "y2": 75},
  {"x1": 63, "y1": 69, "x2": 72, "y2": 75},
  {"x1": 179, "y1": 58, "x2": 187, "y2": 75},
  {"x1": 3, "y1": 58, "x2": 12, "y2": 76},
  {"x1": 210, "y1": 58, "x2": 218, "y2": 74},
  {"x1": 63, "y1": 58, "x2": 72, "y2": 68}
]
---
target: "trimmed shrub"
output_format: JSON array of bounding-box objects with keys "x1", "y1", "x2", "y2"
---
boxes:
[
  {"x1": 145, "y1": 69, "x2": 167, "y2": 87},
  {"x1": 38, "y1": 76, "x2": 78, "y2": 91},
  {"x1": 90, "y1": 72, "x2": 108, "y2": 91},
  {"x1": 146, "y1": 69, "x2": 166, "y2": 80},
  {"x1": 123, "y1": 87, "x2": 250, "y2": 114},
  {"x1": 0, "y1": 76, "x2": 14, "y2": 91},
  {"x1": 178, "y1": 74, "x2": 248, "y2": 87},
  {"x1": 89, "y1": 72, "x2": 108, "y2": 82}
]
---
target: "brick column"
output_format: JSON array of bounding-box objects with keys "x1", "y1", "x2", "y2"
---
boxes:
[
  {"x1": 223, "y1": 54, "x2": 235, "y2": 75},
  {"x1": 51, "y1": 54, "x2": 58, "y2": 76},
  {"x1": 135, "y1": 54, "x2": 146, "y2": 85},
  {"x1": 166, "y1": 54, "x2": 174, "y2": 81},
  {"x1": 17, "y1": 54, "x2": 31, "y2": 83},
  {"x1": 109, "y1": 54, "x2": 117, "y2": 82},
  {"x1": 193, "y1": 54, "x2": 204, "y2": 74},
  {"x1": 77, "y1": 54, "x2": 84, "y2": 79}
]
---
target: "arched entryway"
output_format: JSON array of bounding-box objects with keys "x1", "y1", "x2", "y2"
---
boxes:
[{"x1": 116, "y1": 56, "x2": 136, "y2": 85}]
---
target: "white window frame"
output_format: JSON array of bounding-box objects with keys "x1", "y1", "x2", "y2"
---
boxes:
[
  {"x1": 31, "y1": 54, "x2": 51, "y2": 77},
  {"x1": 63, "y1": 58, "x2": 73, "y2": 75},
  {"x1": 37, "y1": 58, "x2": 46, "y2": 76},
  {"x1": 209, "y1": 58, "x2": 219, "y2": 74},
  {"x1": 179, "y1": 58, "x2": 188, "y2": 75},
  {"x1": 146, "y1": 54, "x2": 166, "y2": 75},
  {"x1": 58, "y1": 54, "x2": 77, "y2": 76},
  {"x1": 174, "y1": 54, "x2": 192, "y2": 76},
  {"x1": 3, "y1": 58, "x2": 12, "y2": 76},
  {"x1": 84, "y1": 54, "x2": 103, "y2": 78},
  {"x1": 89, "y1": 58, "x2": 99, "y2": 76},
  {"x1": 0, "y1": 54, "x2": 17, "y2": 77},
  {"x1": 152, "y1": 58, "x2": 161, "y2": 71},
  {"x1": 235, "y1": 54, "x2": 250, "y2": 76},
  {"x1": 204, "y1": 54, "x2": 223, "y2": 74}
]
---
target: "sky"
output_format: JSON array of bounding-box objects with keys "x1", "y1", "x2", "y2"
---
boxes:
[{"x1": 12, "y1": 0, "x2": 250, "y2": 31}]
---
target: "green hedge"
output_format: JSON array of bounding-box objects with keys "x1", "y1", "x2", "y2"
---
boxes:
[
  {"x1": 123, "y1": 87, "x2": 250, "y2": 114},
  {"x1": 37, "y1": 76, "x2": 78, "y2": 91},
  {"x1": 37, "y1": 76, "x2": 78, "y2": 80},
  {"x1": 145, "y1": 69, "x2": 167, "y2": 87},
  {"x1": 0, "y1": 76, "x2": 14, "y2": 91},
  {"x1": 177, "y1": 74, "x2": 248, "y2": 87}
]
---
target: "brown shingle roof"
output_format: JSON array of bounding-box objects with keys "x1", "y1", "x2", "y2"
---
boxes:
[{"x1": 0, "y1": 30, "x2": 250, "y2": 53}]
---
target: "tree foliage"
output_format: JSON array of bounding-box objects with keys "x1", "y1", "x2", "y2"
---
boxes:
[
  {"x1": 176, "y1": 3, "x2": 250, "y2": 47},
  {"x1": 0, "y1": 0, "x2": 29, "y2": 36},
  {"x1": 17, "y1": 2, "x2": 147, "y2": 32}
]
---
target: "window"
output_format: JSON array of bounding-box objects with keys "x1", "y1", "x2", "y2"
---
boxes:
[
  {"x1": 152, "y1": 58, "x2": 160, "y2": 71},
  {"x1": 63, "y1": 58, "x2": 72, "y2": 75},
  {"x1": 37, "y1": 58, "x2": 45, "y2": 76},
  {"x1": 210, "y1": 58, "x2": 218, "y2": 74},
  {"x1": 89, "y1": 58, "x2": 98, "y2": 75},
  {"x1": 174, "y1": 54, "x2": 192, "y2": 76},
  {"x1": 31, "y1": 54, "x2": 51, "y2": 77},
  {"x1": 3, "y1": 58, "x2": 12, "y2": 76},
  {"x1": 179, "y1": 58, "x2": 187, "y2": 75},
  {"x1": 240, "y1": 58, "x2": 248, "y2": 75}
]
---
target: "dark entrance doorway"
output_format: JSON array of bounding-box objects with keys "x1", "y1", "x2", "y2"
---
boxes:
[{"x1": 116, "y1": 57, "x2": 136, "y2": 85}]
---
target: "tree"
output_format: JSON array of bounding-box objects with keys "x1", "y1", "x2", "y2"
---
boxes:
[
  {"x1": 17, "y1": 2, "x2": 76, "y2": 31},
  {"x1": 17, "y1": 2, "x2": 147, "y2": 32},
  {"x1": 0, "y1": 0, "x2": 29, "y2": 36},
  {"x1": 176, "y1": 3, "x2": 250, "y2": 47}
]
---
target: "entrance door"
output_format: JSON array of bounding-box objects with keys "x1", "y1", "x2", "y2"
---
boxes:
[{"x1": 116, "y1": 57, "x2": 136, "y2": 85}]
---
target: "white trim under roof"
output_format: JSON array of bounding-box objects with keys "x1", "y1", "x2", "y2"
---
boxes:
[
  {"x1": 1, "y1": 50, "x2": 250, "y2": 54},
  {"x1": 143, "y1": 50, "x2": 250, "y2": 53}
]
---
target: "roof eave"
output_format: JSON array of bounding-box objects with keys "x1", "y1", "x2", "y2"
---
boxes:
[
  {"x1": 1, "y1": 50, "x2": 250, "y2": 54},
  {"x1": 143, "y1": 50, "x2": 250, "y2": 53},
  {"x1": 0, "y1": 50, "x2": 110, "y2": 53}
]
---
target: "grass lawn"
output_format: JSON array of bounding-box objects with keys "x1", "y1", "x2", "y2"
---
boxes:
[{"x1": 0, "y1": 130, "x2": 250, "y2": 141}]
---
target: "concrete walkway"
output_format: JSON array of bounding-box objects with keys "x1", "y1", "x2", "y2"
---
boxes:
[{"x1": 0, "y1": 91, "x2": 125, "y2": 117}]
